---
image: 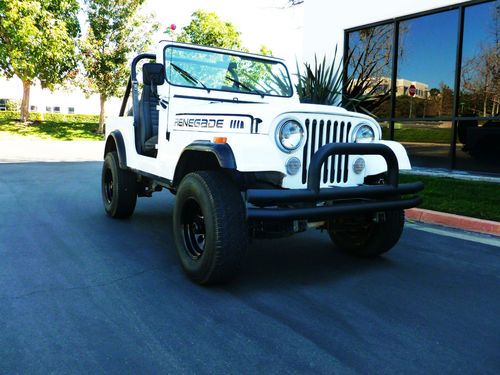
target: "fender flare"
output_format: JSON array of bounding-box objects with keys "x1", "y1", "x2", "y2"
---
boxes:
[
  {"x1": 183, "y1": 141, "x2": 237, "y2": 169},
  {"x1": 173, "y1": 141, "x2": 237, "y2": 185},
  {"x1": 104, "y1": 130, "x2": 127, "y2": 169}
]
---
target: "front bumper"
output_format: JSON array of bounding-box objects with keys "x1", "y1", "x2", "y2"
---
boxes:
[{"x1": 246, "y1": 143, "x2": 423, "y2": 221}]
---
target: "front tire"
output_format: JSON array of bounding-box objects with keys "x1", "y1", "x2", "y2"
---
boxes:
[
  {"x1": 101, "y1": 151, "x2": 137, "y2": 218},
  {"x1": 328, "y1": 209, "x2": 405, "y2": 257},
  {"x1": 173, "y1": 171, "x2": 248, "y2": 285}
]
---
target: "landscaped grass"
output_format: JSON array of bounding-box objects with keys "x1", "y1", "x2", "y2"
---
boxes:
[
  {"x1": 0, "y1": 117, "x2": 102, "y2": 141},
  {"x1": 400, "y1": 173, "x2": 500, "y2": 222},
  {"x1": 382, "y1": 127, "x2": 451, "y2": 144}
]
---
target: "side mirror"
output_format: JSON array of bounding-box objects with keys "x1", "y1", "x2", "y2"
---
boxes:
[{"x1": 143, "y1": 63, "x2": 165, "y2": 86}]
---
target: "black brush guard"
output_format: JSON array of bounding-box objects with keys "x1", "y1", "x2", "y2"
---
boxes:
[{"x1": 246, "y1": 143, "x2": 423, "y2": 221}]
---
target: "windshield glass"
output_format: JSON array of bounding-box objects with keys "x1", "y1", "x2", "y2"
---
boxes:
[{"x1": 164, "y1": 46, "x2": 293, "y2": 97}]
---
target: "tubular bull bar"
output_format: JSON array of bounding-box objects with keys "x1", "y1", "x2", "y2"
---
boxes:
[{"x1": 246, "y1": 143, "x2": 424, "y2": 221}]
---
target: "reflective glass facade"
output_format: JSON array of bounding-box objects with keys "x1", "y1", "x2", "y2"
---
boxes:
[{"x1": 345, "y1": 0, "x2": 500, "y2": 174}]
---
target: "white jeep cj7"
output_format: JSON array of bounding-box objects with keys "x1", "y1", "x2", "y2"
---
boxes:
[{"x1": 101, "y1": 41, "x2": 423, "y2": 284}]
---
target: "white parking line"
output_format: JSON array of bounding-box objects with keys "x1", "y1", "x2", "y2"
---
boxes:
[{"x1": 406, "y1": 222, "x2": 500, "y2": 248}]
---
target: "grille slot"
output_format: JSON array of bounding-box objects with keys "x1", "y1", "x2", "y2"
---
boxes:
[{"x1": 302, "y1": 119, "x2": 351, "y2": 185}]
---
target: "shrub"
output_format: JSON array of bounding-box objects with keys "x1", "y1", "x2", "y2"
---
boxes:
[
  {"x1": 0, "y1": 111, "x2": 20, "y2": 120},
  {"x1": 6, "y1": 99, "x2": 21, "y2": 111},
  {"x1": 42, "y1": 113, "x2": 99, "y2": 123},
  {"x1": 0, "y1": 111, "x2": 98, "y2": 123}
]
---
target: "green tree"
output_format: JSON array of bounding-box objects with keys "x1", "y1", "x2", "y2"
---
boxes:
[
  {"x1": 171, "y1": 10, "x2": 242, "y2": 49},
  {"x1": 80, "y1": 0, "x2": 158, "y2": 133},
  {"x1": 0, "y1": 0, "x2": 80, "y2": 122}
]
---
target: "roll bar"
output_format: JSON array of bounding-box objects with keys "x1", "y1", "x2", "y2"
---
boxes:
[{"x1": 118, "y1": 53, "x2": 156, "y2": 120}]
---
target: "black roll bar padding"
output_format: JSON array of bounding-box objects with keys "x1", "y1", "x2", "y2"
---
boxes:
[
  {"x1": 307, "y1": 143, "x2": 400, "y2": 193},
  {"x1": 119, "y1": 77, "x2": 131, "y2": 117},
  {"x1": 118, "y1": 53, "x2": 156, "y2": 118},
  {"x1": 129, "y1": 53, "x2": 156, "y2": 127},
  {"x1": 130, "y1": 53, "x2": 156, "y2": 81}
]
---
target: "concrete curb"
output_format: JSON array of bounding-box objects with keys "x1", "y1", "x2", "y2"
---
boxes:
[{"x1": 405, "y1": 208, "x2": 500, "y2": 237}]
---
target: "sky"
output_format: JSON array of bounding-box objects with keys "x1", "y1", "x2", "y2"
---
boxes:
[
  {"x1": 348, "y1": 0, "x2": 498, "y2": 90},
  {"x1": 397, "y1": 9, "x2": 459, "y2": 88},
  {"x1": 143, "y1": 0, "x2": 304, "y2": 64},
  {"x1": 397, "y1": 1, "x2": 498, "y2": 89}
]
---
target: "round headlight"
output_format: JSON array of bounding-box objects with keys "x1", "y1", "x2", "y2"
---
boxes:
[
  {"x1": 353, "y1": 124, "x2": 375, "y2": 143},
  {"x1": 276, "y1": 120, "x2": 304, "y2": 152}
]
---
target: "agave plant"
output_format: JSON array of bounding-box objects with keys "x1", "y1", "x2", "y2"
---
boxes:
[
  {"x1": 295, "y1": 46, "x2": 343, "y2": 106},
  {"x1": 296, "y1": 46, "x2": 390, "y2": 118}
]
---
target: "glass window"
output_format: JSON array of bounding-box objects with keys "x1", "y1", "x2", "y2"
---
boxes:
[
  {"x1": 53, "y1": 106, "x2": 60, "y2": 113},
  {"x1": 394, "y1": 10, "x2": 458, "y2": 170},
  {"x1": 456, "y1": 117, "x2": 500, "y2": 173},
  {"x1": 0, "y1": 99, "x2": 6, "y2": 111},
  {"x1": 68, "y1": 107, "x2": 75, "y2": 114},
  {"x1": 347, "y1": 23, "x2": 394, "y2": 118},
  {"x1": 396, "y1": 10, "x2": 459, "y2": 119},
  {"x1": 456, "y1": 1, "x2": 500, "y2": 174},
  {"x1": 396, "y1": 120, "x2": 452, "y2": 169},
  {"x1": 30, "y1": 105, "x2": 37, "y2": 111},
  {"x1": 164, "y1": 46, "x2": 292, "y2": 97},
  {"x1": 46, "y1": 106, "x2": 52, "y2": 112},
  {"x1": 460, "y1": 1, "x2": 499, "y2": 117},
  {"x1": 345, "y1": 1, "x2": 499, "y2": 175}
]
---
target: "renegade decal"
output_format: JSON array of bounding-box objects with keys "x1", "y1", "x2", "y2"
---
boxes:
[
  {"x1": 174, "y1": 115, "x2": 250, "y2": 133},
  {"x1": 174, "y1": 118, "x2": 224, "y2": 128}
]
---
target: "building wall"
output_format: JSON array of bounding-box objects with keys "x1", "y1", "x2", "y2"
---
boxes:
[
  {"x1": 0, "y1": 76, "x2": 122, "y2": 116},
  {"x1": 395, "y1": 79, "x2": 429, "y2": 99},
  {"x1": 303, "y1": 0, "x2": 468, "y2": 61}
]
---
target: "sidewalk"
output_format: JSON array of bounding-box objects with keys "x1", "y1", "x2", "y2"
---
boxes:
[{"x1": 0, "y1": 137, "x2": 104, "y2": 163}]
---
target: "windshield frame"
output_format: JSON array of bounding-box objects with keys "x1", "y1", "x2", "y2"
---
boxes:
[{"x1": 163, "y1": 44, "x2": 294, "y2": 98}]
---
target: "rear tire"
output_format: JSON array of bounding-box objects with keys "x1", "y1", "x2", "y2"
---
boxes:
[
  {"x1": 328, "y1": 209, "x2": 404, "y2": 257},
  {"x1": 173, "y1": 171, "x2": 248, "y2": 285},
  {"x1": 101, "y1": 151, "x2": 137, "y2": 218}
]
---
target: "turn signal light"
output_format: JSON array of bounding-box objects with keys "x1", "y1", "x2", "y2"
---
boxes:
[{"x1": 213, "y1": 137, "x2": 227, "y2": 144}]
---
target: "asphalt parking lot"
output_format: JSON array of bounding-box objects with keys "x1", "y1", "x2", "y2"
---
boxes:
[{"x1": 1, "y1": 161, "x2": 499, "y2": 374}]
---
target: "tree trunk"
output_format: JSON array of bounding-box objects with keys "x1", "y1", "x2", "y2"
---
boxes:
[
  {"x1": 483, "y1": 92, "x2": 488, "y2": 117},
  {"x1": 20, "y1": 80, "x2": 31, "y2": 123},
  {"x1": 98, "y1": 94, "x2": 106, "y2": 134}
]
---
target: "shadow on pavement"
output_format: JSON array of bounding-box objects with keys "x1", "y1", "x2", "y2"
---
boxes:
[{"x1": 127, "y1": 192, "x2": 397, "y2": 291}]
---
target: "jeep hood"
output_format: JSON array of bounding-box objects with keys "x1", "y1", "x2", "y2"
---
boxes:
[{"x1": 173, "y1": 100, "x2": 378, "y2": 134}]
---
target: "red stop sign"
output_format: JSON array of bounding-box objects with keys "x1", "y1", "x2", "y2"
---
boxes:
[{"x1": 409, "y1": 84, "x2": 416, "y2": 97}]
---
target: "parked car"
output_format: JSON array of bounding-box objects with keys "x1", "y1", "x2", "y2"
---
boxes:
[{"x1": 101, "y1": 41, "x2": 423, "y2": 284}]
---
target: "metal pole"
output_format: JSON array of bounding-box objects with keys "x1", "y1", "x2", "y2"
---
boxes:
[
  {"x1": 342, "y1": 31, "x2": 350, "y2": 107},
  {"x1": 389, "y1": 21, "x2": 400, "y2": 140},
  {"x1": 451, "y1": 6, "x2": 465, "y2": 170}
]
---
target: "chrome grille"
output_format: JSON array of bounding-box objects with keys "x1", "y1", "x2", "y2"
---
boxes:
[{"x1": 301, "y1": 119, "x2": 352, "y2": 185}]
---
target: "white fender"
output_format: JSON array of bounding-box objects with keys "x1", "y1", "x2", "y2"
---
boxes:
[{"x1": 363, "y1": 140, "x2": 412, "y2": 177}]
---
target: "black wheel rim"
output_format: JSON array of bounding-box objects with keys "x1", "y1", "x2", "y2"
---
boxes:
[
  {"x1": 104, "y1": 167, "x2": 113, "y2": 204},
  {"x1": 181, "y1": 198, "x2": 206, "y2": 259}
]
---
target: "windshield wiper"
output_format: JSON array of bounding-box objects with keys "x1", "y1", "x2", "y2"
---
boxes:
[
  {"x1": 170, "y1": 63, "x2": 210, "y2": 92},
  {"x1": 225, "y1": 75, "x2": 265, "y2": 98}
]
